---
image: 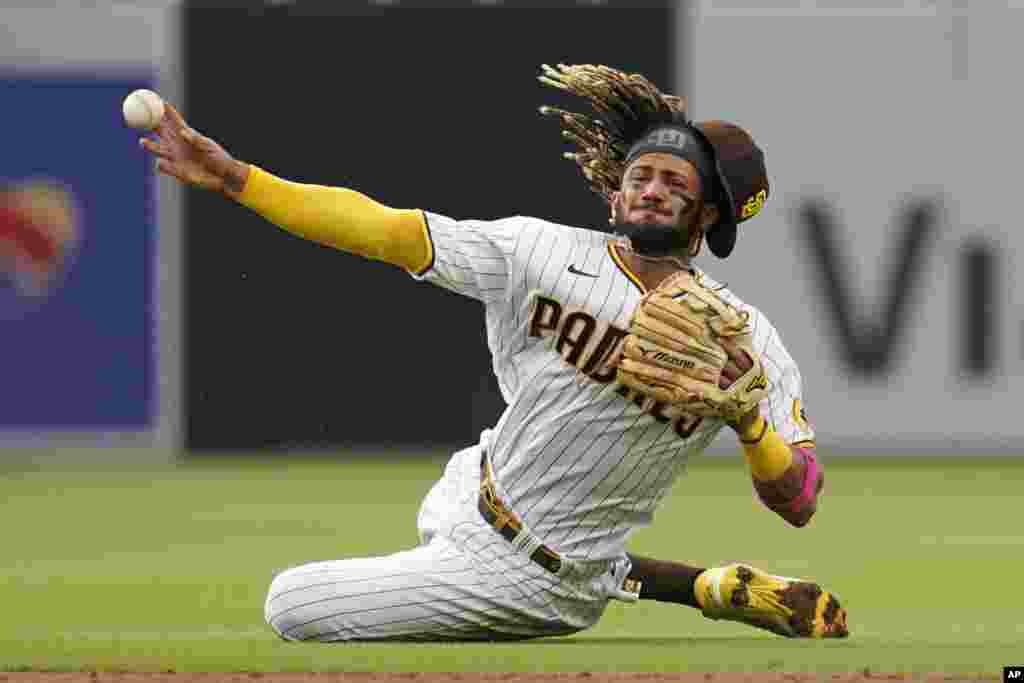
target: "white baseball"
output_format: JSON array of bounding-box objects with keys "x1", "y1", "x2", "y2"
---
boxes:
[{"x1": 122, "y1": 89, "x2": 165, "y2": 131}]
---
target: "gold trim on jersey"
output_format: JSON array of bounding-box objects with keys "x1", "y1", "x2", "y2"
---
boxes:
[
  {"x1": 607, "y1": 242, "x2": 647, "y2": 294},
  {"x1": 792, "y1": 399, "x2": 813, "y2": 435},
  {"x1": 413, "y1": 210, "x2": 435, "y2": 276}
]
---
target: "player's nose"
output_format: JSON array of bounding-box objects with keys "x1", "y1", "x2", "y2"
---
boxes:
[{"x1": 640, "y1": 183, "x2": 668, "y2": 204}]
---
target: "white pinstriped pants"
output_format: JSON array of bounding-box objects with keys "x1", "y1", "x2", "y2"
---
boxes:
[{"x1": 263, "y1": 445, "x2": 634, "y2": 642}]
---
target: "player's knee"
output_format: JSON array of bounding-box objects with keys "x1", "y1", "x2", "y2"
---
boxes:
[{"x1": 264, "y1": 566, "x2": 307, "y2": 642}]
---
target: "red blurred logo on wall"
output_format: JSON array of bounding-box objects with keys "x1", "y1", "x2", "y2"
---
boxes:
[{"x1": 0, "y1": 179, "x2": 80, "y2": 315}]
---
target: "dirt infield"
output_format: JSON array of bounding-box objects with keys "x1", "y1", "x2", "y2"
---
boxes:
[{"x1": 0, "y1": 673, "x2": 996, "y2": 683}]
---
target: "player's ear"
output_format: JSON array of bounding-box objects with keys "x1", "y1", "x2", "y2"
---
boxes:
[{"x1": 609, "y1": 192, "x2": 622, "y2": 225}]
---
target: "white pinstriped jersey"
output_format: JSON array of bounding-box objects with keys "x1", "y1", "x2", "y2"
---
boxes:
[{"x1": 414, "y1": 212, "x2": 814, "y2": 563}]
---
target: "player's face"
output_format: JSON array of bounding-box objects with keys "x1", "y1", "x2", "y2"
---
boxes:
[{"x1": 618, "y1": 153, "x2": 703, "y2": 229}]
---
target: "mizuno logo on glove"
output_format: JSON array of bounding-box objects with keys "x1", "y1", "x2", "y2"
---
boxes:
[{"x1": 637, "y1": 345, "x2": 695, "y2": 369}]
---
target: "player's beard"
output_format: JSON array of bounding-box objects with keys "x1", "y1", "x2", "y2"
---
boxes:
[{"x1": 613, "y1": 199, "x2": 702, "y2": 257}]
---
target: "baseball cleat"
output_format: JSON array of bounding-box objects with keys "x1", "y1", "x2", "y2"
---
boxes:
[{"x1": 694, "y1": 564, "x2": 848, "y2": 638}]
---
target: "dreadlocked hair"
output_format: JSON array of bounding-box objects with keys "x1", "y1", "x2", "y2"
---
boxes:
[{"x1": 538, "y1": 63, "x2": 689, "y2": 203}]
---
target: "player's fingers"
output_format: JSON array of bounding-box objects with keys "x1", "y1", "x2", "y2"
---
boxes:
[
  {"x1": 721, "y1": 339, "x2": 753, "y2": 372},
  {"x1": 152, "y1": 119, "x2": 183, "y2": 146},
  {"x1": 719, "y1": 364, "x2": 739, "y2": 389},
  {"x1": 180, "y1": 128, "x2": 212, "y2": 156},
  {"x1": 180, "y1": 125, "x2": 208, "y2": 147},
  {"x1": 164, "y1": 103, "x2": 188, "y2": 131},
  {"x1": 140, "y1": 137, "x2": 173, "y2": 160}
]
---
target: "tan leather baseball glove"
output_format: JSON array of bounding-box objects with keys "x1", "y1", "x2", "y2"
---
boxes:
[{"x1": 617, "y1": 270, "x2": 768, "y2": 421}]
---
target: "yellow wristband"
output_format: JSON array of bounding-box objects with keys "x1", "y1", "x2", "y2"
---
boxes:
[
  {"x1": 738, "y1": 415, "x2": 769, "y2": 444},
  {"x1": 741, "y1": 422, "x2": 793, "y2": 481}
]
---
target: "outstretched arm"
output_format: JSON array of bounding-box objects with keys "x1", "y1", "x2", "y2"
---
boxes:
[
  {"x1": 139, "y1": 102, "x2": 431, "y2": 273},
  {"x1": 721, "y1": 342, "x2": 823, "y2": 528}
]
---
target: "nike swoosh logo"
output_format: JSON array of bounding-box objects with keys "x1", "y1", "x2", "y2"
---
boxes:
[{"x1": 568, "y1": 264, "x2": 599, "y2": 278}]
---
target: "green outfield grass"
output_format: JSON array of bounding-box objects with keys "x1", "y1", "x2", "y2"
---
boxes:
[{"x1": 1, "y1": 454, "x2": 1020, "y2": 675}]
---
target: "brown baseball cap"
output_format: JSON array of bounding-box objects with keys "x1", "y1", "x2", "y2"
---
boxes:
[{"x1": 691, "y1": 120, "x2": 769, "y2": 258}]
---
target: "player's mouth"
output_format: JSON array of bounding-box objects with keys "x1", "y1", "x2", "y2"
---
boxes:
[{"x1": 631, "y1": 208, "x2": 675, "y2": 224}]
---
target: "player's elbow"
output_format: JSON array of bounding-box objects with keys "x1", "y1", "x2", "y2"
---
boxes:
[
  {"x1": 784, "y1": 445, "x2": 823, "y2": 528},
  {"x1": 780, "y1": 502, "x2": 816, "y2": 528},
  {"x1": 754, "y1": 447, "x2": 823, "y2": 527},
  {"x1": 759, "y1": 495, "x2": 816, "y2": 527}
]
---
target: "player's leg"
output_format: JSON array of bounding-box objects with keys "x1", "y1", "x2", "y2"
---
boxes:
[
  {"x1": 627, "y1": 555, "x2": 849, "y2": 638},
  {"x1": 265, "y1": 444, "x2": 596, "y2": 642},
  {"x1": 265, "y1": 535, "x2": 576, "y2": 642}
]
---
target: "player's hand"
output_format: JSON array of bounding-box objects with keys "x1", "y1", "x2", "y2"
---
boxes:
[
  {"x1": 139, "y1": 103, "x2": 249, "y2": 196},
  {"x1": 719, "y1": 338, "x2": 754, "y2": 390},
  {"x1": 720, "y1": 338, "x2": 762, "y2": 433}
]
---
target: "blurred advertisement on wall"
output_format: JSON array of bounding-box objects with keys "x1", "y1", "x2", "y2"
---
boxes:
[
  {"x1": 690, "y1": 5, "x2": 1021, "y2": 452},
  {"x1": 0, "y1": 75, "x2": 156, "y2": 430}
]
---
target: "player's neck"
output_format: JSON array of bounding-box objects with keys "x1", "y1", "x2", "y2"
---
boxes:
[{"x1": 614, "y1": 242, "x2": 691, "y2": 291}]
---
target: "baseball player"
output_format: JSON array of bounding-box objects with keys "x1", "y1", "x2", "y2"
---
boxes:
[{"x1": 140, "y1": 64, "x2": 848, "y2": 641}]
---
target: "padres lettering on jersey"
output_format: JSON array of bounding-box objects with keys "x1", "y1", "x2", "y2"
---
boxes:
[
  {"x1": 527, "y1": 294, "x2": 703, "y2": 440},
  {"x1": 413, "y1": 212, "x2": 814, "y2": 562}
]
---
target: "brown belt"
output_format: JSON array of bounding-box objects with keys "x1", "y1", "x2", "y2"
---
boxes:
[{"x1": 478, "y1": 456, "x2": 562, "y2": 575}]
